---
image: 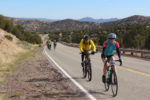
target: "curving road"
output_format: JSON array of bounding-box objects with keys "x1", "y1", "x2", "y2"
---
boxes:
[{"x1": 45, "y1": 43, "x2": 150, "y2": 100}]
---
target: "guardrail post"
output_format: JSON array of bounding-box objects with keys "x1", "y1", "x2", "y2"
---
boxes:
[
  {"x1": 123, "y1": 51, "x2": 125, "y2": 54},
  {"x1": 131, "y1": 52, "x2": 134, "y2": 56},
  {"x1": 141, "y1": 53, "x2": 144, "y2": 58}
]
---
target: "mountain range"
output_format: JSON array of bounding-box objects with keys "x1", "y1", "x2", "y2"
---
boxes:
[
  {"x1": 6, "y1": 15, "x2": 150, "y2": 32},
  {"x1": 7, "y1": 17, "x2": 101, "y2": 32},
  {"x1": 18, "y1": 17, "x2": 119, "y2": 23},
  {"x1": 79, "y1": 17, "x2": 119, "y2": 23}
]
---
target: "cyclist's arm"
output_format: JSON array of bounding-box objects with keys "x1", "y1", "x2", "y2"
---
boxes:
[
  {"x1": 79, "y1": 39, "x2": 84, "y2": 52},
  {"x1": 102, "y1": 42, "x2": 107, "y2": 58},
  {"x1": 90, "y1": 40, "x2": 96, "y2": 52},
  {"x1": 116, "y1": 42, "x2": 121, "y2": 58}
]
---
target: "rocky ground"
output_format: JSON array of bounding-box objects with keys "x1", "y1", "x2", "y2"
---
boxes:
[{"x1": 0, "y1": 48, "x2": 88, "y2": 100}]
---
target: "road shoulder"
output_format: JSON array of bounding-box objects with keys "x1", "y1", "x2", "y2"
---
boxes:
[{"x1": 0, "y1": 48, "x2": 88, "y2": 100}]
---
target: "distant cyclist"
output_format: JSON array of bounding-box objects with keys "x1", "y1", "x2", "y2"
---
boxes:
[
  {"x1": 79, "y1": 35, "x2": 96, "y2": 67},
  {"x1": 53, "y1": 40, "x2": 57, "y2": 50},
  {"x1": 47, "y1": 40, "x2": 52, "y2": 50},
  {"x1": 101, "y1": 33, "x2": 122, "y2": 83}
]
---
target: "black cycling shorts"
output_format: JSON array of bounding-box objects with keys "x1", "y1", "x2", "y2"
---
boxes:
[{"x1": 101, "y1": 54, "x2": 114, "y2": 59}]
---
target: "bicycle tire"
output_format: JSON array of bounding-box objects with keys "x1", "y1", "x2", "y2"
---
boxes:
[
  {"x1": 83, "y1": 63, "x2": 87, "y2": 78},
  {"x1": 83, "y1": 66, "x2": 86, "y2": 78},
  {"x1": 87, "y1": 63, "x2": 92, "y2": 81},
  {"x1": 111, "y1": 71, "x2": 118, "y2": 97},
  {"x1": 104, "y1": 71, "x2": 110, "y2": 91}
]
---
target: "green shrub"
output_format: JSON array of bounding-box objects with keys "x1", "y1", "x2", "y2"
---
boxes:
[
  {"x1": 0, "y1": 14, "x2": 42, "y2": 44},
  {"x1": 5, "y1": 35, "x2": 13, "y2": 41}
]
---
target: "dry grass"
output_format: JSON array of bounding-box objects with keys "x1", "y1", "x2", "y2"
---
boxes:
[
  {"x1": 0, "y1": 29, "x2": 26, "y2": 65},
  {"x1": 0, "y1": 28, "x2": 37, "y2": 82}
]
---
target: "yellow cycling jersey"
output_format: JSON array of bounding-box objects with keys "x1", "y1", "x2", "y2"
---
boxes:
[{"x1": 79, "y1": 39, "x2": 96, "y2": 52}]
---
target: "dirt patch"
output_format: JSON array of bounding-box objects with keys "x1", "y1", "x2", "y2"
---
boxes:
[{"x1": 0, "y1": 48, "x2": 88, "y2": 100}]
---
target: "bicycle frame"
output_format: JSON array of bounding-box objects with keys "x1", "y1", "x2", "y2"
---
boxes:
[{"x1": 85, "y1": 52, "x2": 91, "y2": 63}]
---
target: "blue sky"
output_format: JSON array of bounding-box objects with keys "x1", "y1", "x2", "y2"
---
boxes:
[{"x1": 0, "y1": 0, "x2": 149, "y2": 19}]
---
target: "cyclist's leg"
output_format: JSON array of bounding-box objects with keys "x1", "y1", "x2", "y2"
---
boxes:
[
  {"x1": 81, "y1": 52, "x2": 85, "y2": 67},
  {"x1": 109, "y1": 56, "x2": 116, "y2": 72},
  {"x1": 102, "y1": 57, "x2": 109, "y2": 76},
  {"x1": 101, "y1": 57, "x2": 109, "y2": 83},
  {"x1": 82, "y1": 53, "x2": 84, "y2": 62}
]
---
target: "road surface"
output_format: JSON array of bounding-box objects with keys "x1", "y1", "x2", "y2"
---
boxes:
[{"x1": 45, "y1": 43, "x2": 150, "y2": 100}]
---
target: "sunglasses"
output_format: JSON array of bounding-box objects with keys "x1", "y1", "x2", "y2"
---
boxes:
[{"x1": 109, "y1": 38, "x2": 115, "y2": 40}]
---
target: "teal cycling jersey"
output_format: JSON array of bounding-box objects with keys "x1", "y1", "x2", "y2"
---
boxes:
[{"x1": 101, "y1": 40, "x2": 119, "y2": 56}]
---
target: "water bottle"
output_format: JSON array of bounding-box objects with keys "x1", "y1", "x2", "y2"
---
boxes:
[{"x1": 108, "y1": 71, "x2": 110, "y2": 78}]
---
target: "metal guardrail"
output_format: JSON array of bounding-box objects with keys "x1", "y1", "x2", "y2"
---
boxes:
[
  {"x1": 61, "y1": 42, "x2": 150, "y2": 58},
  {"x1": 120, "y1": 48, "x2": 150, "y2": 54},
  {"x1": 96, "y1": 46, "x2": 150, "y2": 58}
]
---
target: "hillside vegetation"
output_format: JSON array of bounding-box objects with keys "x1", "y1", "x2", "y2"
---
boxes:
[
  {"x1": 48, "y1": 24, "x2": 150, "y2": 50},
  {"x1": 101, "y1": 15, "x2": 150, "y2": 27},
  {"x1": 4, "y1": 14, "x2": 150, "y2": 50},
  {"x1": 0, "y1": 15, "x2": 42, "y2": 44}
]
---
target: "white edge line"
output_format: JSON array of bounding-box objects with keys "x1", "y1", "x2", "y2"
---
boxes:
[{"x1": 43, "y1": 47, "x2": 96, "y2": 100}]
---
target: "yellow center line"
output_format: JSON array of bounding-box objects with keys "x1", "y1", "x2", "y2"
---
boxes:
[
  {"x1": 59, "y1": 45, "x2": 150, "y2": 78},
  {"x1": 118, "y1": 66, "x2": 150, "y2": 78}
]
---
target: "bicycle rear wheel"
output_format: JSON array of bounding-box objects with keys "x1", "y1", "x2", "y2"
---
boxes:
[
  {"x1": 87, "y1": 63, "x2": 92, "y2": 81},
  {"x1": 111, "y1": 71, "x2": 118, "y2": 97}
]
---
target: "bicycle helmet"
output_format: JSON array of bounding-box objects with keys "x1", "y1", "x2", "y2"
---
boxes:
[
  {"x1": 108, "y1": 33, "x2": 116, "y2": 39},
  {"x1": 84, "y1": 35, "x2": 89, "y2": 40}
]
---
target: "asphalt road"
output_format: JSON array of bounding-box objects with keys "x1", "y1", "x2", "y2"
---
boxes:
[{"x1": 45, "y1": 43, "x2": 150, "y2": 100}]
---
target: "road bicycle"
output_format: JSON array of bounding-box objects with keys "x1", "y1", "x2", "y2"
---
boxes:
[
  {"x1": 104, "y1": 59, "x2": 122, "y2": 97},
  {"x1": 82, "y1": 51, "x2": 93, "y2": 81}
]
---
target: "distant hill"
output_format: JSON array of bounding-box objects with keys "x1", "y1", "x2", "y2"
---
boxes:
[
  {"x1": 79, "y1": 17, "x2": 119, "y2": 23},
  {"x1": 7, "y1": 17, "x2": 53, "y2": 32},
  {"x1": 17, "y1": 17, "x2": 119, "y2": 23},
  {"x1": 6, "y1": 15, "x2": 150, "y2": 33},
  {"x1": 18, "y1": 17, "x2": 59, "y2": 21},
  {"x1": 47, "y1": 19, "x2": 101, "y2": 31},
  {"x1": 7, "y1": 18, "x2": 101, "y2": 32},
  {"x1": 101, "y1": 15, "x2": 150, "y2": 27}
]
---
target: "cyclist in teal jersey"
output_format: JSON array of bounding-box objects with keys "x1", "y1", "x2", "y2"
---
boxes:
[{"x1": 101, "y1": 33, "x2": 122, "y2": 83}]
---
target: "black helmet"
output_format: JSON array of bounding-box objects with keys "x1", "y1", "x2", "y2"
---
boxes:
[{"x1": 84, "y1": 35, "x2": 89, "y2": 40}]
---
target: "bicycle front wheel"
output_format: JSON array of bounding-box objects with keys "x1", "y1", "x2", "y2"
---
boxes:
[
  {"x1": 111, "y1": 71, "x2": 118, "y2": 97},
  {"x1": 104, "y1": 71, "x2": 110, "y2": 91},
  {"x1": 87, "y1": 63, "x2": 92, "y2": 81},
  {"x1": 83, "y1": 65, "x2": 87, "y2": 78}
]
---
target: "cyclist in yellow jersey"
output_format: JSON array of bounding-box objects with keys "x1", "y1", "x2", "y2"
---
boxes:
[{"x1": 79, "y1": 35, "x2": 96, "y2": 66}]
